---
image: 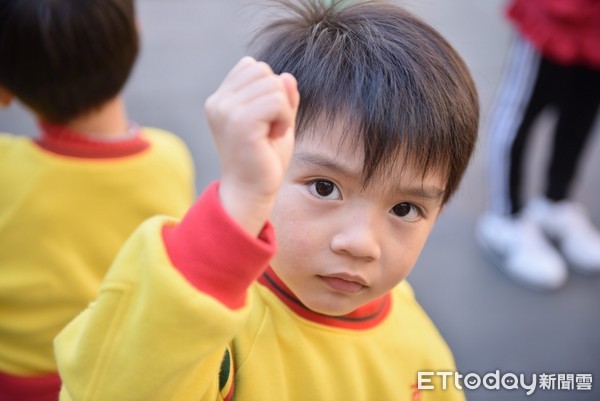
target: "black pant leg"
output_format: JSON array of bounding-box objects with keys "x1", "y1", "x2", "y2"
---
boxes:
[{"x1": 545, "y1": 64, "x2": 600, "y2": 201}]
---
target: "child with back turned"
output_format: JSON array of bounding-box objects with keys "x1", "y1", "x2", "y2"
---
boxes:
[
  {"x1": 55, "y1": 1, "x2": 479, "y2": 400},
  {"x1": 0, "y1": 0, "x2": 195, "y2": 399}
]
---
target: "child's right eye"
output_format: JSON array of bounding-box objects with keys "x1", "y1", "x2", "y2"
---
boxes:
[{"x1": 307, "y1": 180, "x2": 342, "y2": 200}]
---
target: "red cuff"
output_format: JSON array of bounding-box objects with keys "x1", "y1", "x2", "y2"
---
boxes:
[
  {"x1": 0, "y1": 371, "x2": 61, "y2": 401},
  {"x1": 162, "y1": 182, "x2": 277, "y2": 309}
]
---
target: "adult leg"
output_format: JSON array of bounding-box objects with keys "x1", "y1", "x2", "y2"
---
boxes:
[
  {"x1": 487, "y1": 36, "x2": 550, "y2": 215},
  {"x1": 545, "y1": 64, "x2": 600, "y2": 200},
  {"x1": 478, "y1": 35, "x2": 567, "y2": 289},
  {"x1": 527, "y1": 64, "x2": 600, "y2": 274}
]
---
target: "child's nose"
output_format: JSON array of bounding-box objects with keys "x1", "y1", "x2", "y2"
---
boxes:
[{"x1": 329, "y1": 211, "x2": 381, "y2": 261}]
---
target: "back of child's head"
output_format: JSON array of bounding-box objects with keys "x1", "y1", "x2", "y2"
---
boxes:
[
  {"x1": 0, "y1": 0, "x2": 139, "y2": 124},
  {"x1": 251, "y1": 0, "x2": 479, "y2": 204}
]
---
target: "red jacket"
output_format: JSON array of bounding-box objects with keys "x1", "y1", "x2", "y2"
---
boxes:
[{"x1": 507, "y1": 0, "x2": 600, "y2": 68}]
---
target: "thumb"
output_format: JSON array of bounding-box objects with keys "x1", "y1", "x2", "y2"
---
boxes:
[
  {"x1": 280, "y1": 72, "x2": 300, "y2": 113},
  {"x1": 269, "y1": 73, "x2": 299, "y2": 139}
]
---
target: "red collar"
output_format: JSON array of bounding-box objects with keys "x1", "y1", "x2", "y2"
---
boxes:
[
  {"x1": 35, "y1": 120, "x2": 150, "y2": 159},
  {"x1": 258, "y1": 267, "x2": 391, "y2": 330}
]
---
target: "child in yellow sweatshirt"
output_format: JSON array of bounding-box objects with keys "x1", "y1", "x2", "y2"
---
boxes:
[{"x1": 0, "y1": 1, "x2": 195, "y2": 399}]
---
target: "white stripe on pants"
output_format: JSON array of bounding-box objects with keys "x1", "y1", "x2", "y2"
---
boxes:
[{"x1": 486, "y1": 35, "x2": 540, "y2": 215}]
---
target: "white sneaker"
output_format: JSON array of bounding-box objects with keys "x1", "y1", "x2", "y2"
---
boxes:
[
  {"x1": 475, "y1": 212, "x2": 567, "y2": 289},
  {"x1": 527, "y1": 198, "x2": 600, "y2": 274}
]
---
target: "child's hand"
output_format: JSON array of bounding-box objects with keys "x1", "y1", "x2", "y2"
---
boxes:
[{"x1": 205, "y1": 57, "x2": 299, "y2": 237}]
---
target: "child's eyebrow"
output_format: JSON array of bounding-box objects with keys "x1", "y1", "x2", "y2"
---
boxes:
[
  {"x1": 396, "y1": 185, "x2": 445, "y2": 202},
  {"x1": 294, "y1": 151, "x2": 445, "y2": 202},
  {"x1": 294, "y1": 151, "x2": 358, "y2": 177}
]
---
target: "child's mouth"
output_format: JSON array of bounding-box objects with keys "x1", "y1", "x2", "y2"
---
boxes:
[{"x1": 318, "y1": 274, "x2": 367, "y2": 293}]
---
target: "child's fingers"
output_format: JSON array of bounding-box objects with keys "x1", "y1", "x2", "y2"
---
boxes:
[
  {"x1": 246, "y1": 74, "x2": 297, "y2": 139},
  {"x1": 250, "y1": 73, "x2": 300, "y2": 138},
  {"x1": 243, "y1": 91, "x2": 296, "y2": 139},
  {"x1": 220, "y1": 59, "x2": 276, "y2": 94},
  {"x1": 221, "y1": 56, "x2": 256, "y2": 84},
  {"x1": 228, "y1": 74, "x2": 288, "y2": 105},
  {"x1": 205, "y1": 62, "x2": 277, "y2": 125},
  {"x1": 208, "y1": 59, "x2": 297, "y2": 142}
]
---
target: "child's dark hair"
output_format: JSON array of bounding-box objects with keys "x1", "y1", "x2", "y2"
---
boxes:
[
  {"x1": 251, "y1": 0, "x2": 479, "y2": 203},
  {"x1": 0, "y1": 0, "x2": 139, "y2": 123}
]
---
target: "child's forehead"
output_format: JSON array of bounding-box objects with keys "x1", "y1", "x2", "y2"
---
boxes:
[
  {"x1": 296, "y1": 120, "x2": 426, "y2": 168},
  {"x1": 297, "y1": 117, "x2": 364, "y2": 154},
  {"x1": 294, "y1": 125, "x2": 447, "y2": 194}
]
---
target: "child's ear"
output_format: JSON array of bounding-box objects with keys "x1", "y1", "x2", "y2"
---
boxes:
[{"x1": 0, "y1": 86, "x2": 14, "y2": 108}]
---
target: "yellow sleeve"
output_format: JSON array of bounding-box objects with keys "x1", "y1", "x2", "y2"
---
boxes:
[{"x1": 54, "y1": 217, "x2": 252, "y2": 401}]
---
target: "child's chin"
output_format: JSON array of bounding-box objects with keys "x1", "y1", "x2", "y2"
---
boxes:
[{"x1": 304, "y1": 299, "x2": 359, "y2": 317}]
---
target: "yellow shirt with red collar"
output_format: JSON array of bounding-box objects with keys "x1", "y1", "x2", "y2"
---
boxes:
[
  {"x1": 0, "y1": 123, "x2": 195, "y2": 399},
  {"x1": 54, "y1": 182, "x2": 464, "y2": 401}
]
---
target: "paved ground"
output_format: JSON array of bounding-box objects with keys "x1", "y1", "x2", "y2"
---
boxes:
[{"x1": 2, "y1": 1, "x2": 599, "y2": 400}]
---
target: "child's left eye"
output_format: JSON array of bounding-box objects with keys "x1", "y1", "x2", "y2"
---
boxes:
[
  {"x1": 307, "y1": 180, "x2": 342, "y2": 200},
  {"x1": 390, "y1": 202, "x2": 421, "y2": 222}
]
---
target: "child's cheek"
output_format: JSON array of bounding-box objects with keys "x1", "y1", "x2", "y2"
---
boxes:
[{"x1": 273, "y1": 211, "x2": 315, "y2": 259}]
